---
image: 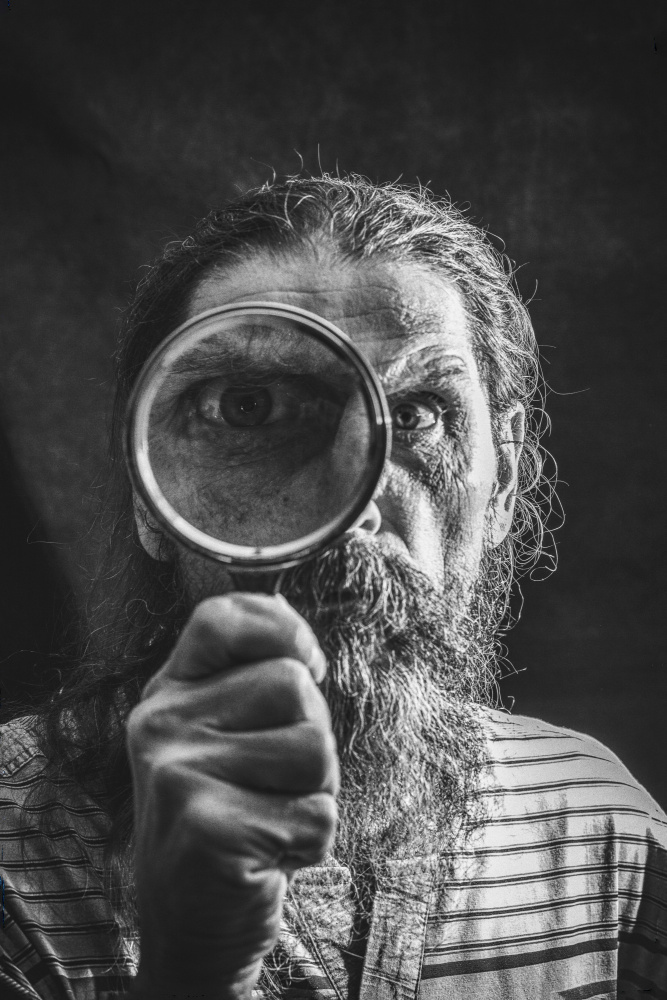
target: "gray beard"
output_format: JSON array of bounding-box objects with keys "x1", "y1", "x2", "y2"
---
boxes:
[
  {"x1": 174, "y1": 535, "x2": 499, "y2": 995},
  {"x1": 279, "y1": 537, "x2": 495, "y2": 887}
]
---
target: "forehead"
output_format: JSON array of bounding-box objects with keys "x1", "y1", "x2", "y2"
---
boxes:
[{"x1": 187, "y1": 251, "x2": 478, "y2": 387}]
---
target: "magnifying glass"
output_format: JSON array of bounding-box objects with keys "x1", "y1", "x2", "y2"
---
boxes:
[{"x1": 125, "y1": 303, "x2": 391, "y2": 590}]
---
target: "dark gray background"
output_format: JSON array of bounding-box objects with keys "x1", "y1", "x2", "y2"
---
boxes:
[{"x1": 1, "y1": 2, "x2": 665, "y2": 803}]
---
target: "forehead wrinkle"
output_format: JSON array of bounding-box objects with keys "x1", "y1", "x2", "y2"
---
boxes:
[
  {"x1": 364, "y1": 294, "x2": 477, "y2": 391},
  {"x1": 355, "y1": 286, "x2": 469, "y2": 342},
  {"x1": 363, "y1": 300, "x2": 450, "y2": 342}
]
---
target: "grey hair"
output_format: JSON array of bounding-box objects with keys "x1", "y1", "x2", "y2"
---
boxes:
[
  {"x1": 32, "y1": 172, "x2": 558, "y2": 942},
  {"x1": 118, "y1": 173, "x2": 558, "y2": 621}
]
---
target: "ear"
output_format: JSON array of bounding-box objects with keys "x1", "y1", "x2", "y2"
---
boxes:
[
  {"x1": 488, "y1": 403, "x2": 525, "y2": 547},
  {"x1": 133, "y1": 495, "x2": 173, "y2": 562}
]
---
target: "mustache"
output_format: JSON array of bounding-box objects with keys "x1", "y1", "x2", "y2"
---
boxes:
[
  {"x1": 280, "y1": 534, "x2": 439, "y2": 625},
  {"x1": 281, "y1": 534, "x2": 494, "y2": 715}
]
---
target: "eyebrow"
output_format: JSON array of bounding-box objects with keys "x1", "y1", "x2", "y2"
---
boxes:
[
  {"x1": 164, "y1": 326, "x2": 344, "y2": 381},
  {"x1": 159, "y1": 340, "x2": 357, "y2": 398},
  {"x1": 376, "y1": 349, "x2": 472, "y2": 394},
  {"x1": 167, "y1": 347, "x2": 290, "y2": 381}
]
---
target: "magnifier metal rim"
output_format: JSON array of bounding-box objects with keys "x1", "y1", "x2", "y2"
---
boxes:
[{"x1": 125, "y1": 302, "x2": 391, "y2": 570}]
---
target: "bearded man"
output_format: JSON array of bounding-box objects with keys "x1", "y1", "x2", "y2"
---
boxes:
[{"x1": 1, "y1": 175, "x2": 665, "y2": 1000}]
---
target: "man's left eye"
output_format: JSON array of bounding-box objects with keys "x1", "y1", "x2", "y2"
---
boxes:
[{"x1": 391, "y1": 397, "x2": 441, "y2": 433}]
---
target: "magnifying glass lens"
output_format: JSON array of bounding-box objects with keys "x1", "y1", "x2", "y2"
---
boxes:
[{"x1": 129, "y1": 307, "x2": 389, "y2": 568}]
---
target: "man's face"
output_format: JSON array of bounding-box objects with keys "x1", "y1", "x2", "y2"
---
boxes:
[
  {"x1": 136, "y1": 246, "x2": 523, "y2": 872},
  {"x1": 155, "y1": 247, "x2": 516, "y2": 598}
]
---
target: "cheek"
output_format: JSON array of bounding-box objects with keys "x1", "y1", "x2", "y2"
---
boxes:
[
  {"x1": 411, "y1": 426, "x2": 496, "y2": 526},
  {"x1": 398, "y1": 418, "x2": 498, "y2": 565},
  {"x1": 439, "y1": 393, "x2": 498, "y2": 521},
  {"x1": 379, "y1": 454, "x2": 465, "y2": 587}
]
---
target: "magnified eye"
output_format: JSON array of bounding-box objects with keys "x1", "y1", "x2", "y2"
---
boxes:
[
  {"x1": 196, "y1": 381, "x2": 279, "y2": 428},
  {"x1": 391, "y1": 397, "x2": 441, "y2": 433}
]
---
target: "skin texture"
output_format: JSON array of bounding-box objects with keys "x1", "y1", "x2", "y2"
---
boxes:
[
  {"x1": 127, "y1": 592, "x2": 336, "y2": 999},
  {"x1": 128, "y1": 249, "x2": 524, "y2": 998},
  {"x1": 138, "y1": 248, "x2": 524, "y2": 589}
]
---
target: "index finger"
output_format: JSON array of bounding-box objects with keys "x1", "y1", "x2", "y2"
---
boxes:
[{"x1": 156, "y1": 593, "x2": 326, "y2": 686}]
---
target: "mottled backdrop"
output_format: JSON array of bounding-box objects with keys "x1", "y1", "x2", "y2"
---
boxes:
[{"x1": 0, "y1": 1, "x2": 665, "y2": 803}]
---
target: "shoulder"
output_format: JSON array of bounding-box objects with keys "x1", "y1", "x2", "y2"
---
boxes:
[
  {"x1": 0, "y1": 716, "x2": 133, "y2": 997},
  {"x1": 477, "y1": 707, "x2": 667, "y2": 839},
  {"x1": 0, "y1": 713, "x2": 42, "y2": 769},
  {"x1": 469, "y1": 710, "x2": 667, "y2": 989},
  {"x1": 0, "y1": 713, "x2": 110, "y2": 843},
  {"x1": 0, "y1": 714, "x2": 47, "y2": 811}
]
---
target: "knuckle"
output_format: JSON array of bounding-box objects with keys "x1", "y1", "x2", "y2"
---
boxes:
[
  {"x1": 270, "y1": 657, "x2": 312, "y2": 710},
  {"x1": 298, "y1": 793, "x2": 338, "y2": 860},
  {"x1": 196, "y1": 594, "x2": 230, "y2": 616},
  {"x1": 189, "y1": 594, "x2": 293, "y2": 654},
  {"x1": 126, "y1": 695, "x2": 174, "y2": 749},
  {"x1": 131, "y1": 734, "x2": 189, "y2": 795},
  {"x1": 139, "y1": 671, "x2": 163, "y2": 701},
  {"x1": 223, "y1": 593, "x2": 285, "y2": 636},
  {"x1": 314, "y1": 792, "x2": 338, "y2": 835},
  {"x1": 226, "y1": 591, "x2": 276, "y2": 614},
  {"x1": 188, "y1": 597, "x2": 227, "y2": 641},
  {"x1": 126, "y1": 699, "x2": 154, "y2": 750},
  {"x1": 229, "y1": 594, "x2": 305, "y2": 647},
  {"x1": 296, "y1": 723, "x2": 338, "y2": 789}
]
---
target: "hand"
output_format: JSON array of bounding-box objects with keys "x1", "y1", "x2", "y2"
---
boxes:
[{"x1": 125, "y1": 592, "x2": 339, "y2": 999}]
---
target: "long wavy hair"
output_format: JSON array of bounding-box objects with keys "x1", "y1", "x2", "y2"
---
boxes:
[{"x1": 35, "y1": 172, "x2": 558, "y2": 928}]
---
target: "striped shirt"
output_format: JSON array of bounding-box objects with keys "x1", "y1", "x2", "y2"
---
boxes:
[{"x1": 1, "y1": 710, "x2": 665, "y2": 999}]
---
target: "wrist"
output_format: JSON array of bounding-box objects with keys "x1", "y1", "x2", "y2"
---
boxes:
[{"x1": 128, "y1": 959, "x2": 263, "y2": 1000}]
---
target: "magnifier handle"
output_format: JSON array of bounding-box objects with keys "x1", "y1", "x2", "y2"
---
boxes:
[{"x1": 229, "y1": 569, "x2": 286, "y2": 595}]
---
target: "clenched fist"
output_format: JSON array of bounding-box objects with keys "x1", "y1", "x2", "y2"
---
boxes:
[{"x1": 125, "y1": 592, "x2": 339, "y2": 999}]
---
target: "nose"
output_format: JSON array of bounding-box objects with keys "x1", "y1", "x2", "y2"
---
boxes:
[{"x1": 349, "y1": 499, "x2": 382, "y2": 536}]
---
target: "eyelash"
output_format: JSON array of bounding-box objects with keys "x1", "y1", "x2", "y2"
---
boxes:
[
  {"x1": 420, "y1": 390, "x2": 449, "y2": 412},
  {"x1": 178, "y1": 382, "x2": 460, "y2": 445},
  {"x1": 391, "y1": 391, "x2": 451, "y2": 431}
]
